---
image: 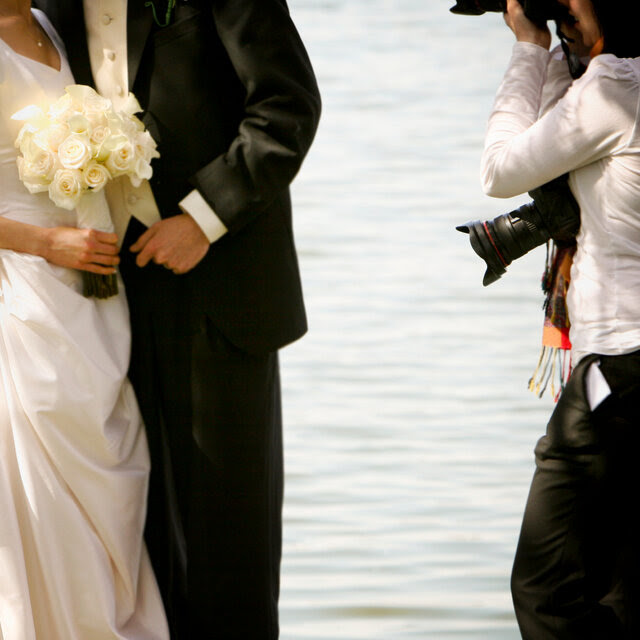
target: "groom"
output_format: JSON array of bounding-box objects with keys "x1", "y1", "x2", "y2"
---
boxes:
[{"x1": 34, "y1": 0, "x2": 321, "y2": 637}]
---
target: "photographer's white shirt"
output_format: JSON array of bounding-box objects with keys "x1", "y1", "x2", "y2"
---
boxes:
[{"x1": 481, "y1": 42, "x2": 640, "y2": 366}]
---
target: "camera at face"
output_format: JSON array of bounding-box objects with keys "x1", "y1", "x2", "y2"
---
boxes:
[
  {"x1": 449, "y1": 0, "x2": 569, "y2": 25},
  {"x1": 450, "y1": 0, "x2": 578, "y2": 285}
]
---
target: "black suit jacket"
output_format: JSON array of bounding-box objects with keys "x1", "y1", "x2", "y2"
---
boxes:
[{"x1": 36, "y1": 0, "x2": 321, "y2": 354}]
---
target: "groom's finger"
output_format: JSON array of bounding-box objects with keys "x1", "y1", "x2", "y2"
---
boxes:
[
  {"x1": 135, "y1": 245, "x2": 154, "y2": 268},
  {"x1": 129, "y1": 225, "x2": 155, "y2": 253},
  {"x1": 134, "y1": 235, "x2": 161, "y2": 268},
  {"x1": 129, "y1": 227, "x2": 159, "y2": 267}
]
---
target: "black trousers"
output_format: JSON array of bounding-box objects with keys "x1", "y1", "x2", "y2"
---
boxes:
[
  {"x1": 120, "y1": 221, "x2": 283, "y2": 640},
  {"x1": 511, "y1": 350, "x2": 640, "y2": 639}
]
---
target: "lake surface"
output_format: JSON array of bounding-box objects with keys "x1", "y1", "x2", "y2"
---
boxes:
[{"x1": 280, "y1": 2, "x2": 557, "y2": 638}]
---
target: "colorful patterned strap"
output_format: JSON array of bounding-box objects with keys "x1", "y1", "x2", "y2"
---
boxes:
[{"x1": 529, "y1": 241, "x2": 576, "y2": 400}]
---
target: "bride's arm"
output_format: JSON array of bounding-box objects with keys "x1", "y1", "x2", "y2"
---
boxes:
[{"x1": 0, "y1": 217, "x2": 119, "y2": 274}]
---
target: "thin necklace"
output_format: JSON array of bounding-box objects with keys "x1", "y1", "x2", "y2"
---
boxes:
[
  {"x1": 31, "y1": 19, "x2": 44, "y2": 47},
  {"x1": 0, "y1": 12, "x2": 44, "y2": 46}
]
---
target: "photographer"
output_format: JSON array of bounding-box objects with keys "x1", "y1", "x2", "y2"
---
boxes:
[{"x1": 481, "y1": 0, "x2": 640, "y2": 637}]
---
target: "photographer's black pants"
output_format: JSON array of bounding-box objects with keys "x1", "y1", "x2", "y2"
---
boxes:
[{"x1": 511, "y1": 350, "x2": 640, "y2": 640}]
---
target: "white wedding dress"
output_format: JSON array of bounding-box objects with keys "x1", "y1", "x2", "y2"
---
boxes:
[{"x1": 0, "y1": 11, "x2": 169, "y2": 640}]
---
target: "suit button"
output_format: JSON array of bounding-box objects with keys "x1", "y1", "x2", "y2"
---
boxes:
[
  {"x1": 102, "y1": 14, "x2": 113, "y2": 25},
  {"x1": 106, "y1": 51, "x2": 116, "y2": 61},
  {"x1": 127, "y1": 194, "x2": 139, "y2": 206}
]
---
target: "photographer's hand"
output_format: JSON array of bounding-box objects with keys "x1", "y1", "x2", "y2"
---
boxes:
[{"x1": 504, "y1": 0, "x2": 551, "y2": 49}]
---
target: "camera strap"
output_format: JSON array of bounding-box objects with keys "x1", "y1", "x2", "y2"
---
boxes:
[{"x1": 556, "y1": 22, "x2": 586, "y2": 79}]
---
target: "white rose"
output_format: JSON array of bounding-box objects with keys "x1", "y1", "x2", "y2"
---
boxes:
[
  {"x1": 89, "y1": 125, "x2": 111, "y2": 147},
  {"x1": 58, "y1": 134, "x2": 92, "y2": 170},
  {"x1": 17, "y1": 152, "x2": 56, "y2": 194},
  {"x1": 105, "y1": 137, "x2": 135, "y2": 176},
  {"x1": 15, "y1": 126, "x2": 34, "y2": 155},
  {"x1": 32, "y1": 122, "x2": 70, "y2": 153},
  {"x1": 15, "y1": 121, "x2": 52, "y2": 154},
  {"x1": 49, "y1": 168, "x2": 84, "y2": 210},
  {"x1": 20, "y1": 134, "x2": 58, "y2": 173},
  {"x1": 22, "y1": 147, "x2": 57, "y2": 178},
  {"x1": 84, "y1": 93, "x2": 112, "y2": 115},
  {"x1": 83, "y1": 161, "x2": 111, "y2": 192}
]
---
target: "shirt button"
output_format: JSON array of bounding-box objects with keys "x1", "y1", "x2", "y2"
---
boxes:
[
  {"x1": 106, "y1": 50, "x2": 116, "y2": 61},
  {"x1": 127, "y1": 194, "x2": 138, "y2": 206},
  {"x1": 102, "y1": 14, "x2": 113, "y2": 25}
]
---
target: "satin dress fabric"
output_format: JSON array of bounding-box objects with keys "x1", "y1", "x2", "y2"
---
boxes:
[{"x1": 0, "y1": 11, "x2": 168, "y2": 640}]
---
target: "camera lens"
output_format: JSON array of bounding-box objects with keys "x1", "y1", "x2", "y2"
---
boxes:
[
  {"x1": 449, "y1": 0, "x2": 505, "y2": 16},
  {"x1": 450, "y1": 0, "x2": 568, "y2": 23},
  {"x1": 457, "y1": 203, "x2": 550, "y2": 286}
]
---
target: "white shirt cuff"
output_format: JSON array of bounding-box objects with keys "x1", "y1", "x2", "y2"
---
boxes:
[{"x1": 179, "y1": 189, "x2": 228, "y2": 243}]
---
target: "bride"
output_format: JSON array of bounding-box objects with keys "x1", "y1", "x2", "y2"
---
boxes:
[{"x1": 0, "y1": 2, "x2": 168, "y2": 638}]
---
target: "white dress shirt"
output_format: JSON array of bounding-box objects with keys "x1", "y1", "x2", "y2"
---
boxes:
[
  {"x1": 82, "y1": 0, "x2": 227, "y2": 243},
  {"x1": 481, "y1": 42, "x2": 640, "y2": 365}
]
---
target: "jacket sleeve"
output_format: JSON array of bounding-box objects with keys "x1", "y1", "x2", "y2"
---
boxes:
[{"x1": 189, "y1": 0, "x2": 321, "y2": 235}]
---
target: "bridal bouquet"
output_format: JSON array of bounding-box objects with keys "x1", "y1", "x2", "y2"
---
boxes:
[{"x1": 11, "y1": 85, "x2": 160, "y2": 298}]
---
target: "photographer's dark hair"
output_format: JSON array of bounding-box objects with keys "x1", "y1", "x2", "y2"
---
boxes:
[{"x1": 591, "y1": 1, "x2": 640, "y2": 58}]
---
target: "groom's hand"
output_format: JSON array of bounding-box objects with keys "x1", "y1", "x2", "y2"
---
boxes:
[{"x1": 130, "y1": 214, "x2": 210, "y2": 274}]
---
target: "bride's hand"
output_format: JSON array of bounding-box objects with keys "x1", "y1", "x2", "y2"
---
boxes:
[
  {"x1": 42, "y1": 227, "x2": 120, "y2": 274},
  {"x1": 504, "y1": 0, "x2": 551, "y2": 49}
]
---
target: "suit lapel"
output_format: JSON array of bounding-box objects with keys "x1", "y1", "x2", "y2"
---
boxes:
[
  {"x1": 64, "y1": 0, "x2": 94, "y2": 86},
  {"x1": 36, "y1": 0, "x2": 94, "y2": 86},
  {"x1": 127, "y1": 1, "x2": 155, "y2": 91}
]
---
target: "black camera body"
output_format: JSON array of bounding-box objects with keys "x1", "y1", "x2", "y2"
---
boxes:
[
  {"x1": 450, "y1": 0, "x2": 569, "y2": 25},
  {"x1": 457, "y1": 176, "x2": 580, "y2": 286}
]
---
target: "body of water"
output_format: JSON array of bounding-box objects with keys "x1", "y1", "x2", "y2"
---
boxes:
[{"x1": 280, "y1": 2, "x2": 558, "y2": 638}]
